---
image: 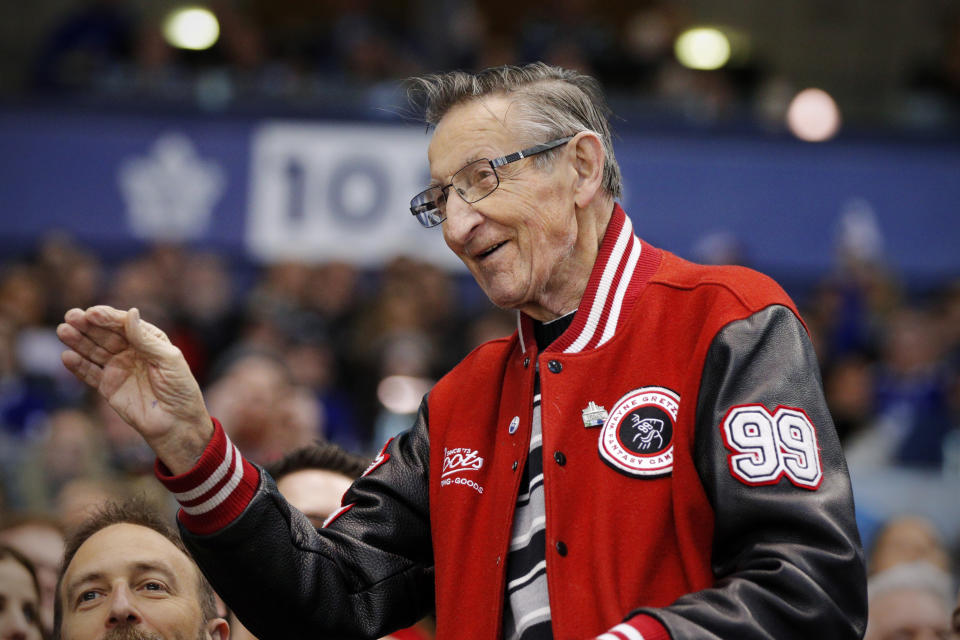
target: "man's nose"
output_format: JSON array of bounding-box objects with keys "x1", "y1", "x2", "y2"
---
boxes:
[
  {"x1": 106, "y1": 584, "x2": 142, "y2": 628},
  {"x1": 4, "y1": 606, "x2": 33, "y2": 640},
  {"x1": 441, "y1": 190, "x2": 483, "y2": 246}
]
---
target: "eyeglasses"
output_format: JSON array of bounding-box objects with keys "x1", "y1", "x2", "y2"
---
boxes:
[{"x1": 409, "y1": 135, "x2": 574, "y2": 228}]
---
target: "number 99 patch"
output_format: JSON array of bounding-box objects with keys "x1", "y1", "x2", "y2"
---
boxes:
[{"x1": 720, "y1": 404, "x2": 823, "y2": 490}]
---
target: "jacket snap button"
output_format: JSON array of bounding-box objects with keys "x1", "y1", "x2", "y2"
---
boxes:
[
  {"x1": 523, "y1": 357, "x2": 530, "y2": 368},
  {"x1": 554, "y1": 451, "x2": 566, "y2": 466},
  {"x1": 555, "y1": 541, "x2": 568, "y2": 556},
  {"x1": 547, "y1": 360, "x2": 562, "y2": 374},
  {"x1": 512, "y1": 460, "x2": 518, "y2": 471}
]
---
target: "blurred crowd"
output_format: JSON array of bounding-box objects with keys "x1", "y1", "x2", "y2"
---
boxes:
[
  {"x1": 0, "y1": 233, "x2": 518, "y2": 502},
  {"x1": 0, "y1": 229, "x2": 958, "y2": 636},
  {"x1": 23, "y1": 0, "x2": 757, "y2": 104},
  {"x1": 10, "y1": 0, "x2": 958, "y2": 128},
  {"x1": 20, "y1": 0, "x2": 753, "y2": 119}
]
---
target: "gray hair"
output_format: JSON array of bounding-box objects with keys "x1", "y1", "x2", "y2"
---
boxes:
[{"x1": 408, "y1": 62, "x2": 622, "y2": 199}]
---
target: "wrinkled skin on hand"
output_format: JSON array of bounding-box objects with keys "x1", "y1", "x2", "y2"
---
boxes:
[{"x1": 57, "y1": 305, "x2": 212, "y2": 474}]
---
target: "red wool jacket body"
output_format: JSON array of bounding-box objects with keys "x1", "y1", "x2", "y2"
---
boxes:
[{"x1": 161, "y1": 206, "x2": 867, "y2": 640}]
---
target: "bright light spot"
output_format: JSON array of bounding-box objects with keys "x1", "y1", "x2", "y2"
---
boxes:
[
  {"x1": 377, "y1": 375, "x2": 433, "y2": 414},
  {"x1": 786, "y1": 88, "x2": 842, "y2": 142},
  {"x1": 163, "y1": 7, "x2": 220, "y2": 51},
  {"x1": 675, "y1": 27, "x2": 731, "y2": 70}
]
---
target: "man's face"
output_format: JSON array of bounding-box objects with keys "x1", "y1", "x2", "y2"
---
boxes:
[
  {"x1": 429, "y1": 97, "x2": 583, "y2": 320},
  {"x1": 0, "y1": 556, "x2": 43, "y2": 640},
  {"x1": 0, "y1": 522, "x2": 65, "y2": 633},
  {"x1": 866, "y1": 588, "x2": 950, "y2": 640},
  {"x1": 59, "y1": 524, "x2": 212, "y2": 640},
  {"x1": 277, "y1": 469, "x2": 354, "y2": 528}
]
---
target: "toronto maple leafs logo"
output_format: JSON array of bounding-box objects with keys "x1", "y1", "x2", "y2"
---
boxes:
[
  {"x1": 118, "y1": 133, "x2": 225, "y2": 241},
  {"x1": 631, "y1": 415, "x2": 664, "y2": 450}
]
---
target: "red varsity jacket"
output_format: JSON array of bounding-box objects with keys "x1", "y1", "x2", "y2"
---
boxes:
[{"x1": 159, "y1": 206, "x2": 866, "y2": 640}]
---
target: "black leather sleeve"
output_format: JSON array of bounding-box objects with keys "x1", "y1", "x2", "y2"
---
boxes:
[
  {"x1": 636, "y1": 305, "x2": 867, "y2": 639},
  {"x1": 181, "y1": 399, "x2": 435, "y2": 640}
]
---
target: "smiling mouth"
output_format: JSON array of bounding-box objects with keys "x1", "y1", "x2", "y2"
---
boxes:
[{"x1": 477, "y1": 241, "x2": 507, "y2": 260}]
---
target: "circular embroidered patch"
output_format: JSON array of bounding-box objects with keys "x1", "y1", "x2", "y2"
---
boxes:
[{"x1": 599, "y1": 386, "x2": 679, "y2": 477}]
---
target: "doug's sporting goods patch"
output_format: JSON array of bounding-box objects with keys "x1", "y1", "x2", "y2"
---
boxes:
[{"x1": 599, "y1": 386, "x2": 678, "y2": 477}]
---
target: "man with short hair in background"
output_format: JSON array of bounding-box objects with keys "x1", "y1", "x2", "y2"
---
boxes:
[
  {"x1": 864, "y1": 561, "x2": 954, "y2": 640},
  {"x1": 54, "y1": 499, "x2": 229, "y2": 640}
]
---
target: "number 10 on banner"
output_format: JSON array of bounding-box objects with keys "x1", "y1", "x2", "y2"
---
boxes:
[{"x1": 721, "y1": 404, "x2": 823, "y2": 490}]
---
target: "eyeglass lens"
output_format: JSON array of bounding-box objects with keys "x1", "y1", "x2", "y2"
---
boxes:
[{"x1": 411, "y1": 159, "x2": 500, "y2": 227}]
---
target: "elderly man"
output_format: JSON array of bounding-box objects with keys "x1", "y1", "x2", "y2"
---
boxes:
[
  {"x1": 57, "y1": 63, "x2": 866, "y2": 640},
  {"x1": 54, "y1": 500, "x2": 229, "y2": 640}
]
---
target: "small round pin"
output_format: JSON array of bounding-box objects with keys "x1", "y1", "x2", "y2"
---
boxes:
[{"x1": 508, "y1": 416, "x2": 520, "y2": 434}]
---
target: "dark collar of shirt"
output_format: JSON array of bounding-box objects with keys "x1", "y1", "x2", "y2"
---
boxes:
[{"x1": 533, "y1": 311, "x2": 576, "y2": 352}]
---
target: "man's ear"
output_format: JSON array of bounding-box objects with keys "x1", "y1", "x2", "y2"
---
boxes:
[
  {"x1": 206, "y1": 617, "x2": 231, "y2": 640},
  {"x1": 570, "y1": 131, "x2": 606, "y2": 208}
]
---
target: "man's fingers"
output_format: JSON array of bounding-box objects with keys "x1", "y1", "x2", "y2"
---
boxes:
[
  {"x1": 61, "y1": 350, "x2": 104, "y2": 389},
  {"x1": 86, "y1": 305, "x2": 129, "y2": 329},
  {"x1": 123, "y1": 308, "x2": 173, "y2": 359},
  {"x1": 56, "y1": 323, "x2": 116, "y2": 367},
  {"x1": 62, "y1": 307, "x2": 129, "y2": 354}
]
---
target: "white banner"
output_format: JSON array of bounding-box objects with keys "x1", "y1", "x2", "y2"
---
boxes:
[{"x1": 246, "y1": 122, "x2": 462, "y2": 268}]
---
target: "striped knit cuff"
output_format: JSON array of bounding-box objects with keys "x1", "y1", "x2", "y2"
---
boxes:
[
  {"x1": 595, "y1": 616, "x2": 671, "y2": 640},
  {"x1": 154, "y1": 418, "x2": 260, "y2": 535}
]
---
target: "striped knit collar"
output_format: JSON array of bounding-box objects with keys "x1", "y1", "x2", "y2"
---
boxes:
[{"x1": 517, "y1": 204, "x2": 661, "y2": 355}]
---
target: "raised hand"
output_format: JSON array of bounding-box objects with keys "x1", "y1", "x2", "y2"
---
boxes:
[{"x1": 57, "y1": 305, "x2": 213, "y2": 474}]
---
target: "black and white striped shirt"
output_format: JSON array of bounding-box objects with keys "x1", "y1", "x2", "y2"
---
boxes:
[{"x1": 502, "y1": 312, "x2": 575, "y2": 640}]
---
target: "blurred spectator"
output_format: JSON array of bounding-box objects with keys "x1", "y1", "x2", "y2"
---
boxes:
[
  {"x1": 96, "y1": 396, "x2": 154, "y2": 476},
  {"x1": 205, "y1": 349, "x2": 321, "y2": 464},
  {"x1": 0, "y1": 515, "x2": 64, "y2": 636},
  {"x1": 329, "y1": 1, "x2": 421, "y2": 84},
  {"x1": 691, "y1": 231, "x2": 748, "y2": 267},
  {"x1": 516, "y1": 0, "x2": 612, "y2": 77},
  {"x1": 33, "y1": 0, "x2": 136, "y2": 91},
  {"x1": 105, "y1": 255, "x2": 171, "y2": 331},
  {"x1": 613, "y1": 3, "x2": 684, "y2": 93},
  {"x1": 0, "y1": 314, "x2": 54, "y2": 446},
  {"x1": 35, "y1": 233, "x2": 104, "y2": 318},
  {"x1": 285, "y1": 337, "x2": 362, "y2": 453},
  {"x1": 264, "y1": 441, "x2": 370, "y2": 527},
  {"x1": 0, "y1": 544, "x2": 44, "y2": 640},
  {"x1": 872, "y1": 308, "x2": 954, "y2": 467},
  {"x1": 824, "y1": 355, "x2": 875, "y2": 444},
  {"x1": 465, "y1": 308, "x2": 517, "y2": 352},
  {"x1": 867, "y1": 515, "x2": 951, "y2": 577},
  {"x1": 55, "y1": 477, "x2": 130, "y2": 530},
  {"x1": 906, "y1": 11, "x2": 960, "y2": 126},
  {"x1": 17, "y1": 408, "x2": 109, "y2": 514},
  {"x1": 0, "y1": 263, "x2": 62, "y2": 390},
  {"x1": 169, "y1": 251, "x2": 241, "y2": 384},
  {"x1": 952, "y1": 586, "x2": 960, "y2": 637},
  {"x1": 864, "y1": 561, "x2": 954, "y2": 640},
  {"x1": 303, "y1": 262, "x2": 361, "y2": 333}
]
